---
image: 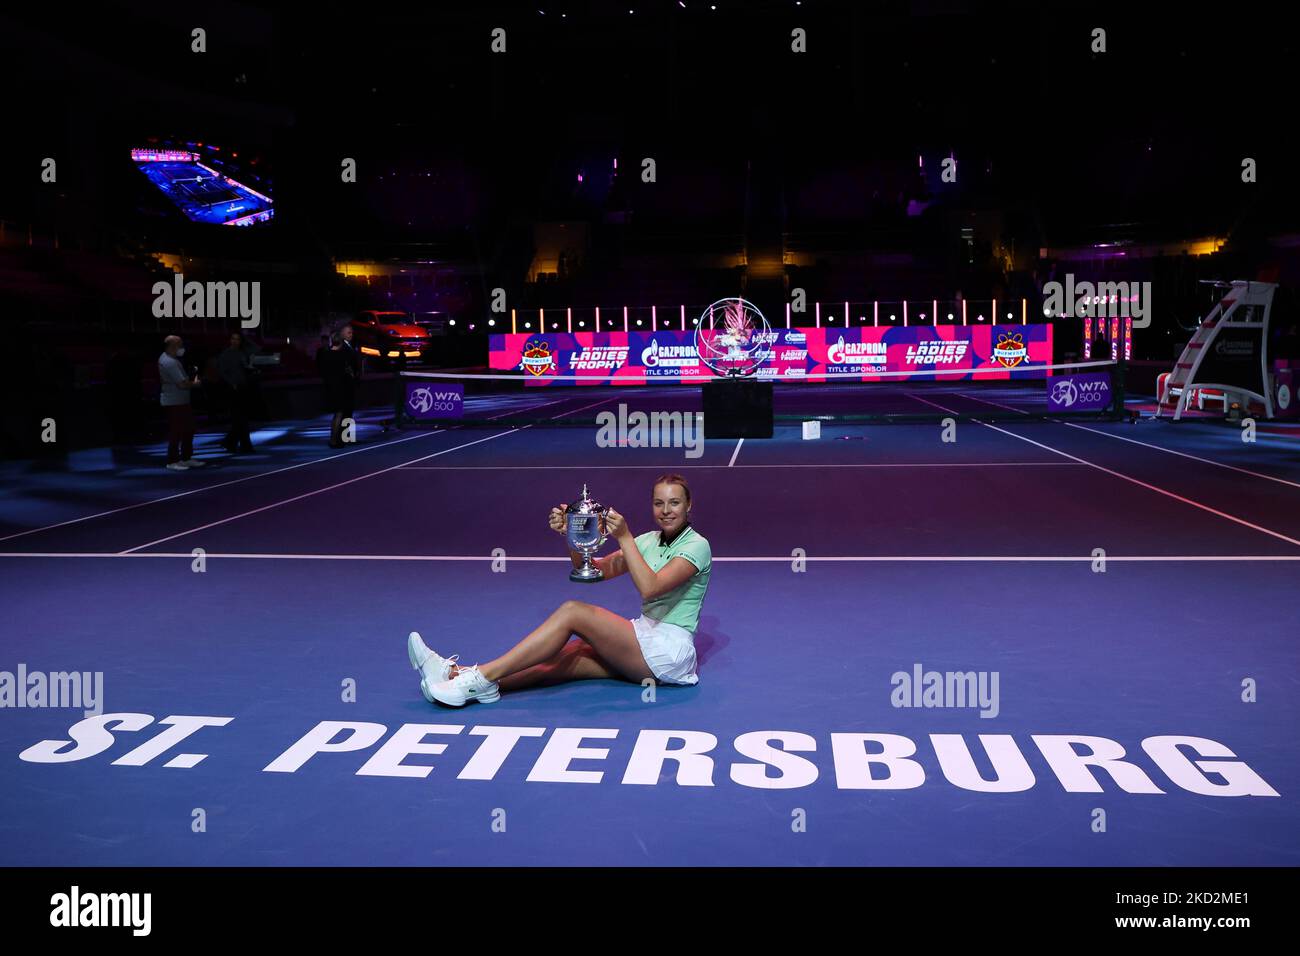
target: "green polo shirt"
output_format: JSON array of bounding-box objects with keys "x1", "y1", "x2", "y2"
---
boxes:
[{"x1": 633, "y1": 525, "x2": 711, "y2": 634}]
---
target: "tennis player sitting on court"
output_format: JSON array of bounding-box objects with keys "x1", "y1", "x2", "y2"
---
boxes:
[{"x1": 407, "y1": 473, "x2": 710, "y2": 706}]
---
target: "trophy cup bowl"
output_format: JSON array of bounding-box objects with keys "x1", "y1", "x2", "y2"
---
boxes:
[{"x1": 565, "y1": 485, "x2": 609, "y2": 583}]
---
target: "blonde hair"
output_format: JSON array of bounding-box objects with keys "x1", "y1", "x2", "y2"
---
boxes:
[{"x1": 652, "y1": 473, "x2": 691, "y2": 504}]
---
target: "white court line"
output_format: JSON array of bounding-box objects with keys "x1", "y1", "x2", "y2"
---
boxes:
[
  {"x1": 956, "y1": 389, "x2": 1300, "y2": 491},
  {"x1": 0, "y1": 389, "x2": 579, "y2": 545},
  {"x1": 729, "y1": 438, "x2": 744, "y2": 467},
  {"x1": 0, "y1": 425, "x2": 450, "y2": 545},
  {"x1": 907, "y1": 392, "x2": 1300, "y2": 549},
  {"x1": 3, "y1": 552, "x2": 1300, "y2": 563},
  {"x1": 116, "y1": 395, "x2": 616, "y2": 555},
  {"x1": 400, "y1": 462, "x2": 1083, "y2": 470}
]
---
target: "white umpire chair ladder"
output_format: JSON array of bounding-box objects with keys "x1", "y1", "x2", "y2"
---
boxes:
[{"x1": 1157, "y1": 280, "x2": 1276, "y2": 421}]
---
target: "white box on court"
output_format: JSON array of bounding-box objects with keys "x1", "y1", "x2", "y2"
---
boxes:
[{"x1": 802, "y1": 420, "x2": 821, "y2": 440}]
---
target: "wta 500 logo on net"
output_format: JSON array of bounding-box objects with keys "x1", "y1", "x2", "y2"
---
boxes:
[{"x1": 405, "y1": 383, "x2": 464, "y2": 420}]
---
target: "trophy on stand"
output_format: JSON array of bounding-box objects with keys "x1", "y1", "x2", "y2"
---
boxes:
[
  {"x1": 693, "y1": 297, "x2": 773, "y2": 378},
  {"x1": 565, "y1": 485, "x2": 609, "y2": 582}
]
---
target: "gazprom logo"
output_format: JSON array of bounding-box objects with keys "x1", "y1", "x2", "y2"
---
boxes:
[
  {"x1": 642, "y1": 340, "x2": 698, "y2": 368},
  {"x1": 827, "y1": 335, "x2": 886, "y2": 365}
]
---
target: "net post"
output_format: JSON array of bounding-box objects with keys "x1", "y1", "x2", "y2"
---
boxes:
[
  {"x1": 1111, "y1": 353, "x2": 1127, "y2": 421},
  {"x1": 393, "y1": 353, "x2": 407, "y2": 428}
]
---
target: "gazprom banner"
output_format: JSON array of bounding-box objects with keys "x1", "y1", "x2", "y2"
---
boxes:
[{"x1": 489, "y1": 325, "x2": 1053, "y2": 385}]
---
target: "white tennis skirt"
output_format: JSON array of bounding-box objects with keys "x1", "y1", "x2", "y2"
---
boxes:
[{"x1": 631, "y1": 614, "x2": 699, "y2": 685}]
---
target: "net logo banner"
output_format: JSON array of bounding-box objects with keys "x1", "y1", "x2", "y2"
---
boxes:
[
  {"x1": 488, "y1": 326, "x2": 1051, "y2": 385},
  {"x1": 1046, "y1": 372, "x2": 1112, "y2": 412},
  {"x1": 405, "y1": 381, "x2": 464, "y2": 418}
]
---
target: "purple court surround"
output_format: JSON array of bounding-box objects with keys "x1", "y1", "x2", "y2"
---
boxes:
[{"x1": 1, "y1": 388, "x2": 1298, "y2": 866}]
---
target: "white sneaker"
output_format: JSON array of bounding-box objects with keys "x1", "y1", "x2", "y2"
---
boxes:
[
  {"x1": 166, "y1": 462, "x2": 190, "y2": 471},
  {"x1": 428, "y1": 665, "x2": 501, "y2": 707},
  {"x1": 182, "y1": 458, "x2": 207, "y2": 468},
  {"x1": 407, "y1": 631, "x2": 458, "y2": 685}
]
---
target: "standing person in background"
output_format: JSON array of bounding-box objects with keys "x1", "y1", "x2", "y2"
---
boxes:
[
  {"x1": 317, "y1": 332, "x2": 338, "y2": 445},
  {"x1": 323, "y1": 324, "x2": 361, "y2": 448},
  {"x1": 158, "y1": 334, "x2": 204, "y2": 471},
  {"x1": 217, "y1": 331, "x2": 255, "y2": 454}
]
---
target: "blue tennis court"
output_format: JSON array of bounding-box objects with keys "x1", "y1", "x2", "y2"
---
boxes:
[
  {"x1": 1, "y1": 386, "x2": 1298, "y2": 866},
  {"x1": 134, "y1": 159, "x2": 273, "y2": 226}
]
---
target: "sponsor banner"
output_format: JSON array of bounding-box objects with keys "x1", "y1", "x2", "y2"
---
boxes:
[
  {"x1": 804, "y1": 324, "x2": 1051, "y2": 381},
  {"x1": 1046, "y1": 372, "x2": 1112, "y2": 413},
  {"x1": 488, "y1": 326, "x2": 1051, "y2": 385},
  {"x1": 404, "y1": 381, "x2": 464, "y2": 419}
]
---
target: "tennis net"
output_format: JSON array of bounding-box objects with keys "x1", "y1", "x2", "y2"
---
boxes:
[{"x1": 390, "y1": 359, "x2": 1126, "y2": 428}]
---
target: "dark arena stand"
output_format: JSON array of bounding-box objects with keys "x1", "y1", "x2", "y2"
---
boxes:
[{"x1": 1, "y1": 0, "x2": 1298, "y2": 943}]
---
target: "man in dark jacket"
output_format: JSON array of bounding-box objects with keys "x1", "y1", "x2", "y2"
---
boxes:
[
  {"x1": 218, "y1": 331, "x2": 255, "y2": 453},
  {"x1": 322, "y1": 324, "x2": 361, "y2": 448}
]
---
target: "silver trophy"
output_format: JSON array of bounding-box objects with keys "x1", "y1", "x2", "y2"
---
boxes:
[
  {"x1": 694, "y1": 297, "x2": 773, "y2": 378},
  {"x1": 565, "y1": 484, "x2": 609, "y2": 583}
]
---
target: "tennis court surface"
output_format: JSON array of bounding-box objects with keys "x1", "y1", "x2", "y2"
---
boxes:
[{"x1": 2, "y1": 381, "x2": 1298, "y2": 866}]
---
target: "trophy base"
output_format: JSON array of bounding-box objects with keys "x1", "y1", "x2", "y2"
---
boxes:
[{"x1": 569, "y1": 567, "x2": 605, "y2": 583}]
